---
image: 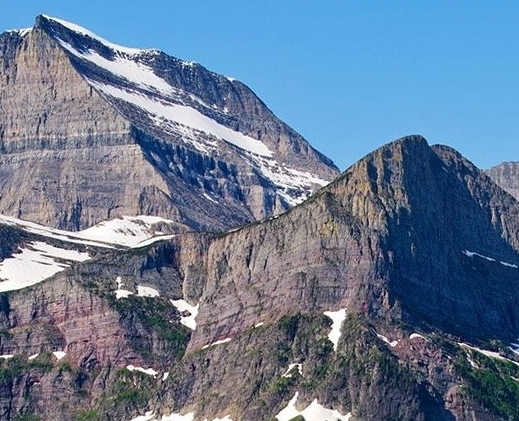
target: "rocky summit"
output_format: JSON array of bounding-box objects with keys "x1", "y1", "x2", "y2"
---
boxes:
[
  {"x1": 1, "y1": 14, "x2": 519, "y2": 421},
  {"x1": 0, "y1": 15, "x2": 338, "y2": 232}
]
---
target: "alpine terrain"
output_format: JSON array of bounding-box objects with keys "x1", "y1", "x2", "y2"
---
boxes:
[{"x1": 0, "y1": 15, "x2": 519, "y2": 421}]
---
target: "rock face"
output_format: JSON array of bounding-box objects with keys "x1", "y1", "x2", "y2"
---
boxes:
[
  {"x1": 0, "y1": 15, "x2": 339, "y2": 231},
  {"x1": 486, "y1": 161, "x2": 519, "y2": 201},
  {"x1": 1, "y1": 136, "x2": 519, "y2": 421}
]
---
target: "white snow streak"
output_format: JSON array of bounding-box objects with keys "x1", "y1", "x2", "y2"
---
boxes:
[
  {"x1": 126, "y1": 364, "x2": 159, "y2": 377},
  {"x1": 87, "y1": 81, "x2": 273, "y2": 157},
  {"x1": 376, "y1": 333, "x2": 399, "y2": 348},
  {"x1": 44, "y1": 15, "x2": 145, "y2": 55},
  {"x1": 459, "y1": 343, "x2": 519, "y2": 367},
  {"x1": 170, "y1": 299, "x2": 199, "y2": 330},
  {"x1": 202, "y1": 338, "x2": 232, "y2": 349},
  {"x1": 323, "y1": 308, "x2": 347, "y2": 351},
  {"x1": 462, "y1": 250, "x2": 518, "y2": 268},
  {"x1": 409, "y1": 333, "x2": 427, "y2": 341},
  {"x1": 276, "y1": 392, "x2": 351, "y2": 421}
]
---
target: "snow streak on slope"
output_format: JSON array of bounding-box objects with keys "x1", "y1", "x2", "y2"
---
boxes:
[
  {"x1": 0, "y1": 241, "x2": 90, "y2": 292},
  {"x1": 86, "y1": 80, "x2": 273, "y2": 157},
  {"x1": 43, "y1": 14, "x2": 145, "y2": 55},
  {"x1": 276, "y1": 392, "x2": 351, "y2": 421},
  {"x1": 43, "y1": 15, "x2": 331, "y2": 206}
]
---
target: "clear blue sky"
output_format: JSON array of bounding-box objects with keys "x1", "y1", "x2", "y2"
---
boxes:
[{"x1": 2, "y1": 1, "x2": 519, "y2": 171}]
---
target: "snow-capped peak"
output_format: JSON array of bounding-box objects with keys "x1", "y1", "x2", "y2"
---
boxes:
[{"x1": 41, "y1": 14, "x2": 148, "y2": 56}]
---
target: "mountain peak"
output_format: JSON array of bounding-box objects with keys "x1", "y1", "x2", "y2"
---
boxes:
[{"x1": 0, "y1": 15, "x2": 339, "y2": 231}]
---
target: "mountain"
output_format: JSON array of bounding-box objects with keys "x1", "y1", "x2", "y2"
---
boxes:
[
  {"x1": 1, "y1": 135, "x2": 519, "y2": 421},
  {"x1": 486, "y1": 161, "x2": 519, "y2": 202},
  {"x1": 0, "y1": 15, "x2": 338, "y2": 232}
]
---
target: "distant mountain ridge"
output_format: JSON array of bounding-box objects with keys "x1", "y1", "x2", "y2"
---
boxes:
[{"x1": 0, "y1": 15, "x2": 338, "y2": 231}]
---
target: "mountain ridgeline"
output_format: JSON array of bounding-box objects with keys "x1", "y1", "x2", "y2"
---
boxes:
[{"x1": 1, "y1": 14, "x2": 519, "y2": 421}]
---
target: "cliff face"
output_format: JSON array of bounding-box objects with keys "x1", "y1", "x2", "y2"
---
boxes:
[
  {"x1": 1, "y1": 136, "x2": 519, "y2": 421},
  {"x1": 486, "y1": 161, "x2": 519, "y2": 202},
  {"x1": 0, "y1": 16, "x2": 339, "y2": 232}
]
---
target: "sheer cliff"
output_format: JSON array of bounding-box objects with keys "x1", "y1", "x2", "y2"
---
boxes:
[
  {"x1": 1, "y1": 136, "x2": 519, "y2": 421},
  {"x1": 0, "y1": 15, "x2": 338, "y2": 232},
  {"x1": 487, "y1": 161, "x2": 519, "y2": 202}
]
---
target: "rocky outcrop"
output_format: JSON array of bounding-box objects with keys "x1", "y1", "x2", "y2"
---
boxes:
[{"x1": 486, "y1": 161, "x2": 519, "y2": 202}]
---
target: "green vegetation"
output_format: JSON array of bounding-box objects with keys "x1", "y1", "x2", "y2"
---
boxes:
[
  {"x1": 113, "y1": 295, "x2": 190, "y2": 361},
  {"x1": 72, "y1": 409, "x2": 100, "y2": 421},
  {"x1": 454, "y1": 348, "x2": 519, "y2": 420},
  {"x1": 104, "y1": 367, "x2": 156, "y2": 410}
]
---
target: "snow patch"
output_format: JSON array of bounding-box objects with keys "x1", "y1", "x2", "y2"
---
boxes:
[
  {"x1": 323, "y1": 308, "x2": 347, "y2": 351},
  {"x1": 410, "y1": 333, "x2": 427, "y2": 341},
  {"x1": 114, "y1": 276, "x2": 133, "y2": 299},
  {"x1": 53, "y1": 351, "x2": 66, "y2": 361},
  {"x1": 376, "y1": 332, "x2": 399, "y2": 347},
  {"x1": 162, "y1": 372, "x2": 169, "y2": 381},
  {"x1": 170, "y1": 299, "x2": 199, "y2": 330},
  {"x1": 126, "y1": 364, "x2": 159, "y2": 377},
  {"x1": 202, "y1": 338, "x2": 232, "y2": 349},
  {"x1": 282, "y1": 363, "x2": 303, "y2": 378},
  {"x1": 254, "y1": 322, "x2": 264, "y2": 328},
  {"x1": 276, "y1": 392, "x2": 351, "y2": 421},
  {"x1": 0, "y1": 241, "x2": 90, "y2": 292},
  {"x1": 28, "y1": 353, "x2": 39, "y2": 360},
  {"x1": 137, "y1": 285, "x2": 160, "y2": 298},
  {"x1": 78, "y1": 215, "x2": 176, "y2": 248},
  {"x1": 0, "y1": 355, "x2": 13, "y2": 359}
]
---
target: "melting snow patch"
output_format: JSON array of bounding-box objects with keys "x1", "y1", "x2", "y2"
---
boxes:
[
  {"x1": 78, "y1": 215, "x2": 176, "y2": 248},
  {"x1": 323, "y1": 309, "x2": 347, "y2": 351},
  {"x1": 53, "y1": 351, "x2": 66, "y2": 361},
  {"x1": 126, "y1": 365, "x2": 158, "y2": 377},
  {"x1": 276, "y1": 392, "x2": 351, "y2": 421},
  {"x1": 128, "y1": 411, "x2": 196, "y2": 421},
  {"x1": 162, "y1": 372, "x2": 169, "y2": 381},
  {"x1": 376, "y1": 333, "x2": 399, "y2": 347},
  {"x1": 0, "y1": 355, "x2": 13, "y2": 359},
  {"x1": 282, "y1": 363, "x2": 303, "y2": 378},
  {"x1": 0, "y1": 242, "x2": 90, "y2": 292},
  {"x1": 28, "y1": 353, "x2": 39, "y2": 360},
  {"x1": 202, "y1": 338, "x2": 232, "y2": 349},
  {"x1": 409, "y1": 333, "x2": 427, "y2": 341},
  {"x1": 114, "y1": 276, "x2": 134, "y2": 299},
  {"x1": 254, "y1": 322, "x2": 264, "y2": 328},
  {"x1": 137, "y1": 286, "x2": 160, "y2": 298},
  {"x1": 170, "y1": 299, "x2": 199, "y2": 330}
]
